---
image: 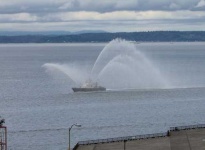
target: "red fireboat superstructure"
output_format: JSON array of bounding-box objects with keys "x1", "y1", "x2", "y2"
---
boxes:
[{"x1": 0, "y1": 117, "x2": 7, "y2": 150}]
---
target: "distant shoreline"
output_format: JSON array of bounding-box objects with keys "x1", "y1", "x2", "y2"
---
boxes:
[
  {"x1": 0, "y1": 41, "x2": 204, "y2": 45},
  {"x1": 0, "y1": 31, "x2": 205, "y2": 43}
]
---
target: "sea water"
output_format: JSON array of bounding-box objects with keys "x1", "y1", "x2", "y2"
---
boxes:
[{"x1": 0, "y1": 42, "x2": 205, "y2": 150}]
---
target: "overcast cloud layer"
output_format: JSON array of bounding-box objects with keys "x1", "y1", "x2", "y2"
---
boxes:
[{"x1": 0, "y1": 0, "x2": 205, "y2": 32}]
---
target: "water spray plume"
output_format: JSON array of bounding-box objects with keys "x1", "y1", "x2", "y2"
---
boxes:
[
  {"x1": 42, "y1": 63, "x2": 90, "y2": 85},
  {"x1": 92, "y1": 39, "x2": 169, "y2": 89},
  {"x1": 42, "y1": 39, "x2": 169, "y2": 90}
]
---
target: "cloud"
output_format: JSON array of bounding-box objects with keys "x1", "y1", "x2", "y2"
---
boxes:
[
  {"x1": 0, "y1": 0, "x2": 66, "y2": 14},
  {"x1": 0, "y1": 0, "x2": 204, "y2": 32},
  {"x1": 0, "y1": 18, "x2": 205, "y2": 32},
  {"x1": 1, "y1": 10, "x2": 205, "y2": 24},
  {"x1": 169, "y1": 3, "x2": 181, "y2": 9},
  {"x1": 0, "y1": 13, "x2": 38, "y2": 22},
  {"x1": 0, "y1": 0, "x2": 203, "y2": 14},
  {"x1": 114, "y1": 0, "x2": 139, "y2": 9},
  {"x1": 195, "y1": 0, "x2": 205, "y2": 7},
  {"x1": 0, "y1": 9, "x2": 201, "y2": 32}
]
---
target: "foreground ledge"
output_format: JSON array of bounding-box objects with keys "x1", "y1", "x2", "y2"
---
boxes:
[{"x1": 73, "y1": 124, "x2": 205, "y2": 150}]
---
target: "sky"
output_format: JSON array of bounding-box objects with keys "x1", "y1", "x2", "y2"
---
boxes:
[{"x1": 0, "y1": 0, "x2": 205, "y2": 32}]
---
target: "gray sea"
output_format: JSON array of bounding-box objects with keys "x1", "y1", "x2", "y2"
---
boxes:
[{"x1": 0, "y1": 42, "x2": 205, "y2": 150}]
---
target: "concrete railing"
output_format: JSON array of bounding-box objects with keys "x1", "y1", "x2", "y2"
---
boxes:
[
  {"x1": 73, "y1": 124, "x2": 205, "y2": 150},
  {"x1": 73, "y1": 132, "x2": 167, "y2": 150},
  {"x1": 170, "y1": 124, "x2": 205, "y2": 131}
]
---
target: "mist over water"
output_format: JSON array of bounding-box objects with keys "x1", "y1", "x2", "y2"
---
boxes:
[
  {"x1": 43, "y1": 39, "x2": 169, "y2": 90},
  {"x1": 42, "y1": 63, "x2": 90, "y2": 86}
]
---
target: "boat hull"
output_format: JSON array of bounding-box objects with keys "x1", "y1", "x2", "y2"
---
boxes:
[{"x1": 72, "y1": 87, "x2": 106, "y2": 92}]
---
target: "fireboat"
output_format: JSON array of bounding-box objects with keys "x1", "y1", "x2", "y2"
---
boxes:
[{"x1": 72, "y1": 80, "x2": 106, "y2": 92}]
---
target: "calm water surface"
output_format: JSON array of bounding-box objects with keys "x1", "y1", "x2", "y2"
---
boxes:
[{"x1": 0, "y1": 42, "x2": 205, "y2": 150}]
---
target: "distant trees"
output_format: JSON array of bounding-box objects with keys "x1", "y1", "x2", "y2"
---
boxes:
[{"x1": 0, "y1": 31, "x2": 205, "y2": 43}]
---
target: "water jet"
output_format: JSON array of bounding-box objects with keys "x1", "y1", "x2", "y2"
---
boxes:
[{"x1": 43, "y1": 39, "x2": 169, "y2": 91}]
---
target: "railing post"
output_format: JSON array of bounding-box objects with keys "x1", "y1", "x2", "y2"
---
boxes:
[{"x1": 124, "y1": 140, "x2": 126, "y2": 150}]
